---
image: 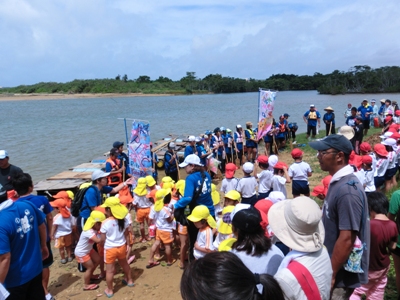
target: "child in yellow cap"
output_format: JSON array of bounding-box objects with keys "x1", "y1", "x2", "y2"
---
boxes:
[
  {"x1": 75, "y1": 211, "x2": 105, "y2": 291},
  {"x1": 100, "y1": 197, "x2": 133, "y2": 297},
  {"x1": 146, "y1": 189, "x2": 176, "y2": 268},
  {"x1": 187, "y1": 205, "x2": 217, "y2": 259},
  {"x1": 50, "y1": 199, "x2": 73, "y2": 264},
  {"x1": 133, "y1": 177, "x2": 153, "y2": 242}
]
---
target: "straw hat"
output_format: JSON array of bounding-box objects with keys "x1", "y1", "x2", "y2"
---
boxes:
[
  {"x1": 83, "y1": 210, "x2": 106, "y2": 231},
  {"x1": 134, "y1": 178, "x2": 148, "y2": 196},
  {"x1": 187, "y1": 205, "x2": 217, "y2": 228},
  {"x1": 324, "y1": 106, "x2": 334, "y2": 111},
  {"x1": 154, "y1": 188, "x2": 171, "y2": 212},
  {"x1": 100, "y1": 197, "x2": 128, "y2": 219},
  {"x1": 268, "y1": 197, "x2": 325, "y2": 253},
  {"x1": 211, "y1": 184, "x2": 220, "y2": 205}
]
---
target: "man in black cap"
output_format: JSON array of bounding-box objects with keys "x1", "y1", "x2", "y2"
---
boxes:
[
  {"x1": 309, "y1": 135, "x2": 369, "y2": 299},
  {"x1": 113, "y1": 141, "x2": 131, "y2": 179}
]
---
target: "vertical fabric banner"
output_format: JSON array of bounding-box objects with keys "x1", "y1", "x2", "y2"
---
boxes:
[
  {"x1": 257, "y1": 89, "x2": 277, "y2": 140},
  {"x1": 128, "y1": 121, "x2": 152, "y2": 188}
]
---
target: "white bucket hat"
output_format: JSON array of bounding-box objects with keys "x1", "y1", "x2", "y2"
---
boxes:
[
  {"x1": 268, "y1": 197, "x2": 325, "y2": 253},
  {"x1": 338, "y1": 125, "x2": 355, "y2": 140},
  {"x1": 267, "y1": 191, "x2": 286, "y2": 204}
]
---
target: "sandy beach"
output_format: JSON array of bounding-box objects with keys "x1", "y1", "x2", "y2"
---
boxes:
[{"x1": 0, "y1": 93, "x2": 173, "y2": 101}]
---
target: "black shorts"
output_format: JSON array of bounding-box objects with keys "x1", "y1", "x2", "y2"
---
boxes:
[
  {"x1": 362, "y1": 119, "x2": 370, "y2": 129},
  {"x1": 307, "y1": 125, "x2": 317, "y2": 136},
  {"x1": 292, "y1": 180, "x2": 310, "y2": 196},
  {"x1": 42, "y1": 240, "x2": 54, "y2": 268},
  {"x1": 385, "y1": 167, "x2": 397, "y2": 180},
  {"x1": 374, "y1": 176, "x2": 385, "y2": 188},
  {"x1": 7, "y1": 272, "x2": 45, "y2": 300}
]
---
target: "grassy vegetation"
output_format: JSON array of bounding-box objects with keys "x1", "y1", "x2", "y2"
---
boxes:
[{"x1": 280, "y1": 127, "x2": 397, "y2": 299}]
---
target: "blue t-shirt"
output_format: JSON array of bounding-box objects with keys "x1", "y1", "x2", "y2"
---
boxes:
[
  {"x1": 225, "y1": 134, "x2": 233, "y2": 154},
  {"x1": 196, "y1": 144, "x2": 207, "y2": 166},
  {"x1": 234, "y1": 132, "x2": 243, "y2": 150},
  {"x1": 117, "y1": 152, "x2": 131, "y2": 174},
  {"x1": 323, "y1": 112, "x2": 335, "y2": 125},
  {"x1": 358, "y1": 105, "x2": 373, "y2": 120},
  {"x1": 184, "y1": 145, "x2": 195, "y2": 158},
  {"x1": 245, "y1": 129, "x2": 257, "y2": 148},
  {"x1": 346, "y1": 116, "x2": 357, "y2": 127},
  {"x1": 174, "y1": 171, "x2": 215, "y2": 216},
  {"x1": 80, "y1": 185, "x2": 113, "y2": 219},
  {"x1": 20, "y1": 194, "x2": 53, "y2": 241},
  {"x1": 164, "y1": 151, "x2": 177, "y2": 173},
  {"x1": 304, "y1": 110, "x2": 321, "y2": 127},
  {"x1": 0, "y1": 200, "x2": 45, "y2": 288}
]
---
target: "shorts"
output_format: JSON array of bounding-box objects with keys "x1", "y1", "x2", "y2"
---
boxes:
[
  {"x1": 55, "y1": 234, "x2": 72, "y2": 249},
  {"x1": 374, "y1": 176, "x2": 385, "y2": 189},
  {"x1": 385, "y1": 167, "x2": 397, "y2": 180},
  {"x1": 362, "y1": 119, "x2": 370, "y2": 129},
  {"x1": 307, "y1": 124, "x2": 317, "y2": 136},
  {"x1": 104, "y1": 244, "x2": 127, "y2": 264},
  {"x1": 257, "y1": 189, "x2": 272, "y2": 200},
  {"x1": 136, "y1": 207, "x2": 150, "y2": 223},
  {"x1": 42, "y1": 240, "x2": 54, "y2": 268},
  {"x1": 263, "y1": 135, "x2": 272, "y2": 143},
  {"x1": 292, "y1": 180, "x2": 310, "y2": 196},
  {"x1": 156, "y1": 229, "x2": 174, "y2": 244},
  {"x1": 75, "y1": 249, "x2": 95, "y2": 263},
  {"x1": 177, "y1": 223, "x2": 188, "y2": 235}
]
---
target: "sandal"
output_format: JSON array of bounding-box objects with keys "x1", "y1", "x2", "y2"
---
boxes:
[
  {"x1": 122, "y1": 279, "x2": 135, "y2": 287},
  {"x1": 167, "y1": 259, "x2": 177, "y2": 266},
  {"x1": 83, "y1": 284, "x2": 99, "y2": 291},
  {"x1": 60, "y1": 259, "x2": 67, "y2": 264},
  {"x1": 146, "y1": 261, "x2": 160, "y2": 269},
  {"x1": 104, "y1": 291, "x2": 114, "y2": 298}
]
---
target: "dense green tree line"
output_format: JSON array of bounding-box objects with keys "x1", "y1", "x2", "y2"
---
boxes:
[{"x1": 2, "y1": 66, "x2": 400, "y2": 95}]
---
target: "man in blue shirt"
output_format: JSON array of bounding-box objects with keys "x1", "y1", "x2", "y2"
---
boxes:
[
  {"x1": 303, "y1": 104, "x2": 321, "y2": 139},
  {"x1": 357, "y1": 99, "x2": 373, "y2": 136},
  {"x1": 13, "y1": 173, "x2": 55, "y2": 300},
  {"x1": 0, "y1": 192, "x2": 48, "y2": 299}
]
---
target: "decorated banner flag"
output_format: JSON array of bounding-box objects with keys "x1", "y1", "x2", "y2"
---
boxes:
[
  {"x1": 257, "y1": 89, "x2": 277, "y2": 140},
  {"x1": 128, "y1": 121, "x2": 152, "y2": 188}
]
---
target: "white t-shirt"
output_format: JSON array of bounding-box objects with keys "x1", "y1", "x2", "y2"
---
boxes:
[
  {"x1": 257, "y1": 170, "x2": 273, "y2": 193},
  {"x1": 100, "y1": 217, "x2": 129, "y2": 249},
  {"x1": 149, "y1": 205, "x2": 175, "y2": 232},
  {"x1": 271, "y1": 175, "x2": 287, "y2": 197},
  {"x1": 220, "y1": 178, "x2": 239, "y2": 194},
  {"x1": 193, "y1": 227, "x2": 215, "y2": 259},
  {"x1": 288, "y1": 161, "x2": 312, "y2": 181},
  {"x1": 74, "y1": 229, "x2": 97, "y2": 257},
  {"x1": 370, "y1": 153, "x2": 377, "y2": 173},
  {"x1": 354, "y1": 170, "x2": 365, "y2": 187},
  {"x1": 53, "y1": 213, "x2": 72, "y2": 238},
  {"x1": 374, "y1": 158, "x2": 389, "y2": 177},
  {"x1": 387, "y1": 151, "x2": 397, "y2": 169},
  {"x1": 363, "y1": 169, "x2": 376, "y2": 192},
  {"x1": 133, "y1": 194, "x2": 152, "y2": 208},
  {"x1": 236, "y1": 177, "x2": 258, "y2": 198}
]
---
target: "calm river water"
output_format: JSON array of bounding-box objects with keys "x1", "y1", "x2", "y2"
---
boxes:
[{"x1": 2, "y1": 90, "x2": 399, "y2": 182}]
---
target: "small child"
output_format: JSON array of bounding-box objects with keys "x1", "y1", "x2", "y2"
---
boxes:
[
  {"x1": 100, "y1": 197, "x2": 134, "y2": 297},
  {"x1": 74, "y1": 211, "x2": 105, "y2": 291},
  {"x1": 211, "y1": 184, "x2": 222, "y2": 221},
  {"x1": 382, "y1": 138, "x2": 398, "y2": 192},
  {"x1": 311, "y1": 185, "x2": 326, "y2": 201},
  {"x1": 271, "y1": 162, "x2": 291, "y2": 198},
  {"x1": 187, "y1": 205, "x2": 217, "y2": 259},
  {"x1": 224, "y1": 190, "x2": 241, "y2": 207},
  {"x1": 350, "y1": 192, "x2": 398, "y2": 300},
  {"x1": 321, "y1": 175, "x2": 332, "y2": 196},
  {"x1": 220, "y1": 163, "x2": 239, "y2": 194},
  {"x1": 267, "y1": 155, "x2": 278, "y2": 172},
  {"x1": 254, "y1": 155, "x2": 273, "y2": 200},
  {"x1": 133, "y1": 177, "x2": 152, "y2": 242},
  {"x1": 120, "y1": 193, "x2": 136, "y2": 264},
  {"x1": 288, "y1": 149, "x2": 312, "y2": 197},
  {"x1": 374, "y1": 144, "x2": 389, "y2": 192},
  {"x1": 146, "y1": 189, "x2": 176, "y2": 268},
  {"x1": 236, "y1": 162, "x2": 258, "y2": 205},
  {"x1": 51, "y1": 199, "x2": 73, "y2": 264},
  {"x1": 359, "y1": 142, "x2": 376, "y2": 173},
  {"x1": 361, "y1": 155, "x2": 376, "y2": 194}
]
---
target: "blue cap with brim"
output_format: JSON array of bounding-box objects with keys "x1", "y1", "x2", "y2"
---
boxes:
[{"x1": 309, "y1": 134, "x2": 353, "y2": 155}]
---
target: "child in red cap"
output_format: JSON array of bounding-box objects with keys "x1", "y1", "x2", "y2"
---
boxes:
[
  {"x1": 254, "y1": 155, "x2": 273, "y2": 200},
  {"x1": 311, "y1": 185, "x2": 326, "y2": 201},
  {"x1": 51, "y1": 199, "x2": 73, "y2": 264},
  {"x1": 362, "y1": 155, "x2": 375, "y2": 195},
  {"x1": 374, "y1": 144, "x2": 389, "y2": 192},
  {"x1": 221, "y1": 163, "x2": 239, "y2": 194},
  {"x1": 288, "y1": 149, "x2": 312, "y2": 197},
  {"x1": 271, "y1": 162, "x2": 290, "y2": 198}
]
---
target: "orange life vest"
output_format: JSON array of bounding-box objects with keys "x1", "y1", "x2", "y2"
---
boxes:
[{"x1": 106, "y1": 158, "x2": 122, "y2": 185}]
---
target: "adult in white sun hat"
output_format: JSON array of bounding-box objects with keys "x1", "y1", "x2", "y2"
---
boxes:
[
  {"x1": 184, "y1": 135, "x2": 198, "y2": 158},
  {"x1": 269, "y1": 196, "x2": 332, "y2": 300},
  {"x1": 174, "y1": 154, "x2": 214, "y2": 261}
]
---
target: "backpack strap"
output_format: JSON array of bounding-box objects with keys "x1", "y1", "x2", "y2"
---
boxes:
[{"x1": 287, "y1": 260, "x2": 322, "y2": 300}]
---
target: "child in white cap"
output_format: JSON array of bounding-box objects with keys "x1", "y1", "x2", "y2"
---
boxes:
[{"x1": 236, "y1": 162, "x2": 258, "y2": 205}]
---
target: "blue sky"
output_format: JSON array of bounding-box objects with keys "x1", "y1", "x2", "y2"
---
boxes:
[{"x1": 1, "y1": 0, "x2": 399, "y2": 87}]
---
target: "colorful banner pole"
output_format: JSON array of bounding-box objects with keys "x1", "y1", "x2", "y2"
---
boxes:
[{"x1": 257, "y1": 88, "x2": 277, "y2": 140}]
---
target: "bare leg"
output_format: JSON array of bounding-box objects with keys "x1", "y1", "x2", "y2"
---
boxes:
[
  {"x1": 148, "y1": 240, "x2": 161, "y2": 264},
  {"x1": 105, "y1": 263, "x2": 115, "y2": 296},
  {"x1": 179, "y1": 234, "x2": 188, "y2": 268},
  {"x1": 66, "y1": 246, "x2": 72, "y2": 259},
  {"x1": 118, "y1": 258, "x2": 133, "y2": 285},
  {"x1": 59, "y1": 248, "x2": 65, "y2": 260},
  {"x1": 42, "y1": 267, "x2": 50, "y2": 296},
  {"x1": 140, "y1": 222, "x2": 145, "y2": 239},
  {"x1": 82, "y1": 256, "x2": 99, "y2": 287},
  {"x1": 165, "y1": 244, "x2": 173, "y2": 264}
]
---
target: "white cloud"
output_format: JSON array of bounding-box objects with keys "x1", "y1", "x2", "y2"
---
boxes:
[{"x1": 0, "y1": 0, "x2": 399, "y2": 86}]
